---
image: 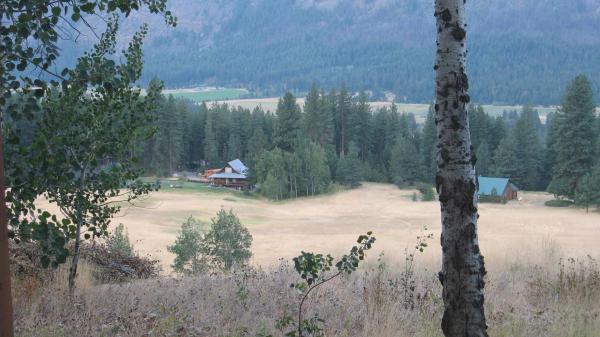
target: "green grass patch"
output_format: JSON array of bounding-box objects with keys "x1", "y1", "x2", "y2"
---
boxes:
[
  {"x1": 140, "y1": 178, "x2": 259, "y2": 200},
  {"x1": 545, "y1": 199, "x2": 574, "y2": 207},
  {"x1": 165, "y1": 88, "x2": 248, "y2": 102}
]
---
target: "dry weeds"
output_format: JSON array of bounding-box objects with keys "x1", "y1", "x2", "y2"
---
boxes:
[{"x1": 12, "y1": 244, "x2": 600, "y2": 337}]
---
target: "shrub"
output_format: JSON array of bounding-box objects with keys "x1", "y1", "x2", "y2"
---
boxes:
[
  {"x1": 81, "y1": 242, "x2": 161, "y2": 283},
  {"x1": 168, "y1": 209, "x2": 253, "y2": 275},
  {"x1": 545, "y1": 199, "x2": 574, "y2": 207},
  {"x1": 203, "y1": 209, "x2": 253, "y2": 271},
  {"x1": 167, "y1": 216, "x2": 206, "y2": 275},
  {"x1": 415, "y1": 182, "x2": 435, "y2": 201},
  {"x1": 106, "y1": 223, "x2": 134, "y2": 257}
]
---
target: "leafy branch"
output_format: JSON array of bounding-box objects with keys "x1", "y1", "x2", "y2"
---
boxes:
[{"x1": 283, "y1": 232, "x2": 376, "y2": 337}]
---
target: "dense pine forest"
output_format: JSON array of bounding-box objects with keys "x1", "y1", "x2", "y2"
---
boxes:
[
  {"x1": 55, "y1": 0, "x2": 600, "y2": 105},
  {"x1": 137, "y1": 76, "x2": 600, "y2": 204}
]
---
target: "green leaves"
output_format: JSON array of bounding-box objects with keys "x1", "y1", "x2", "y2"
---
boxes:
[
  {"x1": 168, "y1": 210, "x2": 253, "y2": 275},
  {"x1": 336, "y1": 232, "x2": 376, "y2": 274},
  {"x1": 293, "y1": 252, "x2": 333, "y2": 287},
  {"x1": 286, "y1": 232, "x2": 376, "y2": 337},
  {"x1": 5, "y1": 15, "x2": 162, "y2": 268}
]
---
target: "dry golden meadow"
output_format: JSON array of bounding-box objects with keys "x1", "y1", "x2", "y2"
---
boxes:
[
  {"x1": 14, "y1": 183, "x2": 600, "y2": 336},
  {"x1": 111, "y1": 183, "x2": 599, "y2": 272}
]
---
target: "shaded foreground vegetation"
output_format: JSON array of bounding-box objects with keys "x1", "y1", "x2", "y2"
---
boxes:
[{"x1": 12, "y1": 246, "x2": 600, "y2": 337}]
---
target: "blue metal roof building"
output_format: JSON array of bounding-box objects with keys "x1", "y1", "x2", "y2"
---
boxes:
[{"x1": 478, "y1": 176, "x2": 519, "y2": 200}]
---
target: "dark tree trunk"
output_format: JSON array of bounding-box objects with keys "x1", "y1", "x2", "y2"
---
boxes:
[
  {"x1": 68, "y1": 219, "x2": 82, "y2": 295},
  {"x1": 0, "y1": 125, "x2": 15, "y2": 337},
  {"x1": 434, "y1": 0, "x2": 488, "y2": 336}
]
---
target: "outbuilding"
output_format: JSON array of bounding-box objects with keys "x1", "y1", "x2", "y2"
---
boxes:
[{"x1": 477, "y1": 176, "x2": 519, "y2": 201}]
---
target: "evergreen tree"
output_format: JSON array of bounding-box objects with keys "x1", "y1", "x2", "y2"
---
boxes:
[
  {"x1": 336, "y1": 142, "x2": 362, "y2": 188},
  {"x1": 475, "y1": 141, "x2": 492, "y2": 176},
  {"x1": 596, "y1": 116, "x2": 600, "y2": 162},
  {"x1": 138, "y1": 78, "x2": 165, "y2": 174},
  {"x1": 317, "y1": 88, "x2": 335, "y2": 149},
  {"x1": 226, "y1": 133, "x2": 242, "y2": 161},
  {"x1": 371, "y1": 108, "x2": 390, "y2": 177},
  {"x1": 397, "y1": 112, "x2": 410, "y2": 139},
  {"x1": 303, "y1": 83, "x2": 321, "y2": 143},
  {"x1": 248, "y1": 127, "x2": 268, "y2": 164},
  {"x1": 390, "y1": 137, "x2": 421, "y2": 186},
  {"x1": 421, "y1": 105, "x2": 437, "y2": 183},
  {"x1": 204, "y1": 111, "x2": 219, "y2": 167},
  {"x1": 185, "y1": 104, "x2": 206, "y2": 169},
  {"x1": 488, "y1": 116, "x2": 506, "y2": 153},
  {"x1": 468, "y1": 105, "x2": 489, "y2": 150},
  {"x1": 549, "y1": 75, "x2": 597, "y2": 199},
  {"x1": 274, "y1": 92, "x2": 302, "y2": 151},
  {"x1": 544, "y1": 112, "x2": 559, "y2": 185},
  {"x1": 335, "y1": 84, "x2": 352, "y2": 155},
  {"x1": 574, "y1": 165, "x2": 600, "y2": 212},
  {"x1": 493, "y1": 137, "x2": 519, "y2": 180},
  {"x1": 513, "y1": 106, "x2": 544, "y2": 190},
  {"x1": 352, "y1": 91, "x2": 372, "y2": 161}
]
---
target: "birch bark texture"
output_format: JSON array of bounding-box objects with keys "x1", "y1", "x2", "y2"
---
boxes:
[{"x1": 433, "y1": 1, "x2": 488, "y2": 336}]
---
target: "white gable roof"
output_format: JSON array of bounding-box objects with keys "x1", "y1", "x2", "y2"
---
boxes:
[{"x1": 228, "y1": 159, "x2": 248, "y2": 174}]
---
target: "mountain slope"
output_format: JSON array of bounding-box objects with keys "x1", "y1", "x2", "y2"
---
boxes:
[{"x1": 62, "y1": 0, "x2": 600, "y2": 104}]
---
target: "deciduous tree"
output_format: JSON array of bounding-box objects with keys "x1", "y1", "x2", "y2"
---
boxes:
[
  {"x1": 1, "y1": 3, "x2": 174, "y2": 333},
  {"x1": 6, "y1": 20, "x2": 161, "y2": 293},
  {"x1": 434, "y1": 0, "x2": 488, "y2": 335}
]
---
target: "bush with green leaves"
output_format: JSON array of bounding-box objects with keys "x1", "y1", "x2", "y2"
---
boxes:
[
  {"x1": 168, "y1": 209, "x2": 253, "y2": 275},
  {"x1": 167, "y1": 217, "x2": 205, "y2": 275},
  {"x1": 106, "y1": 224, "x2": 134, "y2": 257},
  {"x1": 275, "y1": 232, "x2": 376, "y2": 337},
  {"x1": 574, "y1": 167, "x2": 600, "y2": 212}
]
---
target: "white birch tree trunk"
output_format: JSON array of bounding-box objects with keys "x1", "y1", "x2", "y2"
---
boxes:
[{"x1": 434, "y1": 0, "x2": 488, "y2": 336}]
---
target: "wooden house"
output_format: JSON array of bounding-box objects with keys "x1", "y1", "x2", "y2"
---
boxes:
[
  {"x1": 209, "y1": 159, "x2": 249, "y2": 190},
  {"x1": 195, "y1": 168, "x2": 221, "y2": 183},
  {"x1": 477, "y1": 176, "x2": 519, "y2": 201}
]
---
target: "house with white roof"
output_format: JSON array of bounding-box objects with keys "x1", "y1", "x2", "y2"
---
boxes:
[{"x1": 209, "y1": 159, "x2": 250, "y2": 190}]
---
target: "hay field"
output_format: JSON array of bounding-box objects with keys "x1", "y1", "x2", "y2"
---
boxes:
[
  {"x1": 114, "y1": 183, "x2": 600, "y2": 273},
  {"x1": 17, "y1": 183, "x2": 600, "y2": 337},
  {"x1": 163, "y1": 87, "x2": 248, "y2": 101},
  {"x1": 215, "y1": 98, "x2": 561, "y2": 123}
]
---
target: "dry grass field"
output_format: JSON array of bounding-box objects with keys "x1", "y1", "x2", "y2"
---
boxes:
[
  {"x1": 15, "y1": 183, "x2": 600, "y2": 337},
  {"x1": 111, "y1": 183, "x2": 599, "y2": 273}
]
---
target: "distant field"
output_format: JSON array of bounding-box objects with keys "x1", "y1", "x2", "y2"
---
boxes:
[
  {"x1": 164, "y1": 87, "x2": 248, "y2": 102},
  {"x1": 164, "y1": 88, "x2": 598, "y2": 124},
  {"x1": 67, "y1": 183, "x2": 600, "y2": 272},
  {"x1": 215, "y1": 97, "x2": 560, "y2": 123}
]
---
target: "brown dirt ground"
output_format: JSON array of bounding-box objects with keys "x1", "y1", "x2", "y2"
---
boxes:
[{"x1": 106, "y1": 183, "x2": 600, "y2": 273}]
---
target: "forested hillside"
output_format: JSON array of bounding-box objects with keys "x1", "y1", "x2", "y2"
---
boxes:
[
  {"x1": 58, "y1": 0, "x2": 600, "y2": 104},
  {"x1": 137, "y1": 75, "x2": 600, "y2": 203}
]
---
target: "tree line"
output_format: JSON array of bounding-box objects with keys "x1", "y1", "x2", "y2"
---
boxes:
[{"x1": 137, "y1": 76, "x2": 600, "y2": 204}]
